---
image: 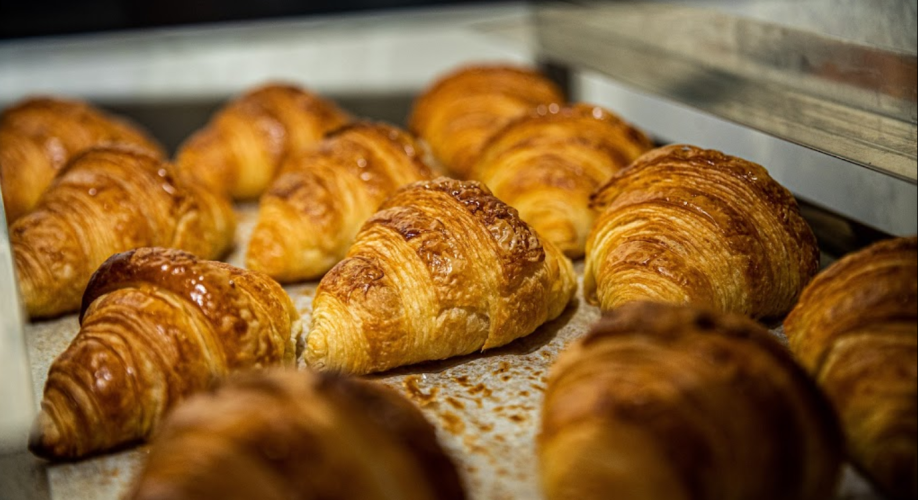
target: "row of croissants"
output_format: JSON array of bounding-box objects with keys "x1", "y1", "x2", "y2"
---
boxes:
[{"x1": 1, "y1": 64, "x2": 915, "y2": 500}]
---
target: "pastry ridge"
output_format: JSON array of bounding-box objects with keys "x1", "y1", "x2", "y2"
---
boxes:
[
  {"x1": 472, "y1": 103, "x2": 653, "y2": 257},
  {"x1": 409, "y1": 64, "x2": 565, "y2": 178},
  {"x1": 784, "y1": 236, "x2": 918, "y2": 500},
  {"x1": 175, "y1": 83, "x2": 350, "y2": 199},
  {"x1": 127, "y1": 369, "x2": 465, "y2": 500},
  {"x1": 305, "y1": 177, "x2": 576, "y2": 374},
  {"x1": 12, "y1": 146, "x2": 235, "y2": 318},
  {"x1": 29, "y1": 247, "x2": 297, "y2": 461},
  {"x1": 0, "y1": 96, "x2": 164, "y2": 222},
  {"x1": 246, "y1": 122, "x2": 432, "y2": 282},
  {"x1": 585, "y1": 144, "x2": 818, "y2": 319},
  {"x1": 540, "y1": 301, "x2": 843, "y2": 500}
]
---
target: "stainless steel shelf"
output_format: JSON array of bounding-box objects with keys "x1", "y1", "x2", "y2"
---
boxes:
[{"x1": 535, "y1": 0, "x2": 918, "y2": 183}]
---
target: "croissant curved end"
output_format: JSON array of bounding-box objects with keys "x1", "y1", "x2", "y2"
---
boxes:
[{"x1": 28, "y1": 408, "x2": 64, "y2": 460}]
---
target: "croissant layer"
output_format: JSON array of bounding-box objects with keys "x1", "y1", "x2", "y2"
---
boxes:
[
  {"x1": 128, "y1": 369, "x2": 465, "y2": 500},
  {"x1": 12, "y1": 147, "x2": 235, "y2": 318},
  {"x1": 247, "y1": 122, "x2": 432, "y2": 282},
  {"x1": 472, "y1": 104, "x2": 653, "y2": 257},
  {"x1": 585, "y1": 144, "x2": 818, "y2": 319},
  {"x1": 29, "y1": 247, "x2": 297, "y2": 460},
  {"x1": 409, "y1": 65, "x2": 564, "y2": 178},
  {"x1": 1, "y1": 97, "x2": 163, "y2": 222},
  {"x1": 175, "y1": 83, "x2": 350, "y2": 199},
  {"x1": 305, "y1": 177, "x2": 576, "y2": 375},
  {"x1": 540, "y1": 301, "x2": 843, "y2": 500},
  {"x1": 785, "y1": 236, "x2": 918, "y2": 500}
]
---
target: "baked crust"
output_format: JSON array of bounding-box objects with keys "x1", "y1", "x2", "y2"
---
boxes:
[
  {"x1": 175, "y1": 83, "x2": 350, "y2": 199},
  {"x1": 540, "y1": 301, "x2": 843, "y2": 500},
  {"x1": 785, "y1": 236, "x2": 918, "y2": 500},
  {"x1": 409, "y1": 64, "x2": 564, "y2": 178},
  {"x1": 128, "y1": 369, "x2": 465, "y2": 500},
  {"x1": 246, "y1": 122, "x2": 432, "y2": 282},
  {"x1": 12, "y1": 146, "x2": 235, "y2": 318},
  {"x1": 473, "y1": 103, "x2": 653, "y2": 258},
  {"x1": 585, "y1": 144, "x2": 819, "y2": 319},
  {"x1": 29, "y1": 247, "x2": 297, "y2": 461},
  {"x1": 0, "y1": 96, "x2": 163, "y2": 222},
  {"x1": 305, "y1": 177, "x2": 576, "y2": 374}
]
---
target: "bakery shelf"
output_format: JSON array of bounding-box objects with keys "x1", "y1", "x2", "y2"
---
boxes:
[
  {"x1": 13, "y1": 202, "x2": 888, "y2": 500},
  {"x1": 0, "y1": 3, "x2": 911, "y2": 499},
  {"x1": 533, "y1": 0, "x2": 918, "y2": 183}
]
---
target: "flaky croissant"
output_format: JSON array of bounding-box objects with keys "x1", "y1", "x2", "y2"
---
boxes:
[
  {"x1": 785, "y1": 236, "x2": 917, "y2": 500},
  {"x1": 585, "y1": 144, "x2": 818, "y2": 319},
  {"x1": 540, "y1": 301, "x2": 843, "y2": 500},
  {"x1": 409, "y1": 64, "x2": 564, "y2": 179},
  {"x1": 246, "y1": 122, "x2": 432, "y2": 282},
  {"x1": 175, "y1": 83, "x2": 350, "y2": 200},
  {"x1": 304, "y1": 177, "x2": 576, "y2": 375},
  {"x1": 128, "y1": 369, "x2": 465, "y2": 500},
  {"x1": 471, "y1": 104, "x2": 653, "y2": 258},
  {"x1": 0, "y1": 97, "x2": 163, "y2": 222},
  {"x1": 12, "y1": 146, "x2": 235, "y2": 318},
  {"x1": 29, "y1": 247, "x2": 298, "y2": 461}
]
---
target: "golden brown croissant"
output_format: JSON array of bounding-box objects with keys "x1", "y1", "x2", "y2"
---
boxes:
[
  {"x1": 540, "y1": 301, "x2": 843, "y2": 500},
  {"x1": 408, "y1": 64, "x2": 565, "y2": 179},
  {"x1": 0, "y1": 97, "x2": 164, "y2": 222},
  {"x1": 585, "y1": 144, "x2": 819, "y2": 319},
  {"x1": 246, "y1": 122, "x2": 432, "y2": 282},
  {"x1": 784, "y1": 236, "x2": 917, "y2": 500},
  {"x1": 11, "y1": 146, "x2": 235, "y2": 318},
  {"x1": 304, "y1": 177, "x2": 576, "y2": 375},
  {"x1": 127, "y1": 369, "x2": 465, "y2": 500},
  {"x1": 471, "y1": 103, "x2": 653, "y2": 258},
  {"x1": 175, "y1": 83, "x2": 351, "y2": 199},
  {"x1": 29, "y1": 247, "x2": 298, "y2": 461}
]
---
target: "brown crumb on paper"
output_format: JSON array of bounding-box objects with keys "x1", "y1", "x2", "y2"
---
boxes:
[
  {"x1": 439, "y1": 411, "x2": 466, "y2": 435},
  {"x1": 445, "y1": 396, "x2": 465, "y2": 410},
  {"x1": 467, "y1": 383, "x2": 492, "y2": 398},
  {"x1": 402, "y1": 375, "x2": 439, "y2": 407}
]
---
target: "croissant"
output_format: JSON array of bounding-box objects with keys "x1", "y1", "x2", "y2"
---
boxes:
[
  {"x1": 28, "y1": 247, "x2": 298, "y2": 461},
  {"x1": 11, "y1": 146, "x2": 235, "y2": 318},
  {"x1": 585, "y1": 144, "x2": 819, "y2": 319},
  {"x1": 246, "y1": 122, "x2": 432, "y2": 282},
  {"x1": 0, "y1": 96, "x2": 163, "y2": 222},
  {"x1": 304, "y1": 177, "x2": 576, "y2": 375},
  {"x1": 127, "y1": 369, "x2": 465, "y2": 500},
  {"x1": 471, "y1": 103, "x2": 653, "y2": 258},
  {"x1": 539, "y1": 301, "x2": 843, "y2": 500},
  {"x1": 175, "y1": 83, "x2": 350, "y2": 200},
  {"x1": 784, "y1": 236, "x2": 917, "y2": 500},
  {"x1": 409, "y1": 64, "x2": 565, "y2": 178}
]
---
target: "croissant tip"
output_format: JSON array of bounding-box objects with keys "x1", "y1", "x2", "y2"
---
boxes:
[{"x1": 27, "y1": 410, "x2": 61, "y2": 460}]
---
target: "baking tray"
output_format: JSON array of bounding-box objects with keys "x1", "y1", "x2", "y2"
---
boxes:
[{"x1": 22, "y1": 203, "x2": 886, "y2": 500}]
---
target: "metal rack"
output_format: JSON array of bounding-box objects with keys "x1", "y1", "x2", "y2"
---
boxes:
[
  {"x1": 0, "y1": 3, "x2": 915, "y2": 499},
  {"x1": 534, "y1": 0, "x2": 917, "y2": 183}
]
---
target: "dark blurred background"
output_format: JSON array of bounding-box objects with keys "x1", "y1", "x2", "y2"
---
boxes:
[{"x1": 0, "y1": 0, "x2": 512, "y2": 39}]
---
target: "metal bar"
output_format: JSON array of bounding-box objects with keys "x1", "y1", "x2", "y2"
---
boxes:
[{"x1": 534, "y1": 2, "x2": 918, "y2": 183}]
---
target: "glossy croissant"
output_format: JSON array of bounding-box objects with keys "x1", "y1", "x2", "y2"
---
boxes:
[
  {"x1": 128, "y1": 369, "x2": 465, "y2": 500},
  {"x1": 246, "y1": 122, "x2": 432, "y2": 282},
  {"x1": 585, "y1": 144, "x2": 819, "y2": 319},
  {"x1": 785, "y1": 236, "x2": 918, "y2": 500},
  {"x1": 540, "y1": 301, "x2": 843, "y2": 500},
  {"x1": 409, "y1": 64, "x2": 564, "y2": 179},
  {"x1": 29, "y1": 248, "x2": 298, "y2": 461},
  {"x1": 472, "y1": 104, "x2": 653, "y2": 258},
  {"x1": 0, "y1": 97, "x2": 163, "y2": 222},
  {"x1": 304, "y1": 177, "x2": 576, "y2": 375},
  {"x1": 175, "y1": 83, "x2": 350, "y2": 199},
  {"x1": 12, "y1": 147, "x2": 235, "y2": 318}
]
